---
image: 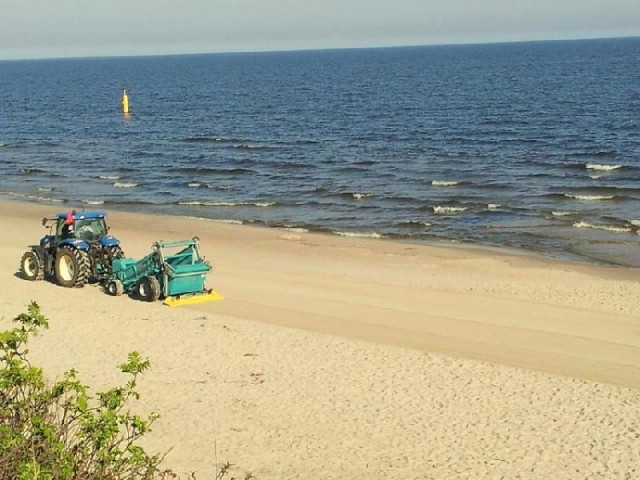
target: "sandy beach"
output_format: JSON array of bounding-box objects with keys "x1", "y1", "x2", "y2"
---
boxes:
[{"x1": 1, "y1": 200, "x2": 639, "y2": 479}]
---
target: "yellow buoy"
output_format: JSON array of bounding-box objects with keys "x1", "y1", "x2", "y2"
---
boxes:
[{"x1": 121, "y1": 89, "x2": 129, "y2": 114}]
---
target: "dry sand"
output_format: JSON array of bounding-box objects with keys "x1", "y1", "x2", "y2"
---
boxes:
[{"x1": 1, "y1": 200, "x2": 639, "y2": 479}]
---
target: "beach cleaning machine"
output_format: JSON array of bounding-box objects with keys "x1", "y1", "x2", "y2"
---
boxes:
[{"x1": 105, "y1": 237, "x2": 222, "y2": 307}]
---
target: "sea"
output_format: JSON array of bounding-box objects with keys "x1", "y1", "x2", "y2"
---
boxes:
[{"x1": 1, "y1": 37, "x2": 639, "y2": 266}]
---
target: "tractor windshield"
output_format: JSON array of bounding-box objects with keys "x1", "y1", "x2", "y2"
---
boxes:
[{"x1": 74, "y1": 217, "x2": 107, "y2": 243}]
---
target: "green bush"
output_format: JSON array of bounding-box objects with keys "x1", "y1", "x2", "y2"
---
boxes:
[{"x1": 0, "y1": 302, "x2": 174, "y2": 479}]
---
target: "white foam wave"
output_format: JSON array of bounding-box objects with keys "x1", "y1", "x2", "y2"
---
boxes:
[
  {"x1": 178, "y1": 201, "x2": 275, "y2": 207},
  {"x1": 551, "y1": 211, "x2": 573, "y2": 217},
  {"x1": 335, "y1": 231, "x2": 383, "y2": 239},
  {"x1": 565, "y1": 194, "x2": 614, "y2": 201},
  {"x1": 1, "y1": 191, "x2": 64, "y2": 203},
  {"x1": 212, "y1": 219, "x2": 244, "y2": 224},
  {"x1": 182, "y1": 216, "x2": 244, "y2": 225},
  {"x1": 279, "y1": 227, "x2": 309, "y2": 233},
  {"x1": 208, "y1": 184, "x2": 234, "y2": 190},
  {"x1": 431, "y1": 180, "x2": 461, "y2": 186},
  {"x1": 573, "y1": 221, "x2": 632, "y2": 233},
  {"x1": 585, "y1": 163, "x2": 622, "y2": 171},
  {"x1": 188, "y1": 182, "x2": 202, "y2": 187},
  {"x1": 37, "y1": 187, "x2": 54, "y2": 192},
  {"x1": 0, "y1": 143, "x2": 7, "y2": 147},
  {"x1": 113, "y1": 181, "x2": 138, "y2": 188},
  {"x1": 352, "y1": 193, "x2": 372, "y2": 200},
  {"x1": 433, "y1": 206, "x2": 468, "y2": 214},
  {"x1": 488, "y1": 203, "x2": 501, "y2": 209},
  {"x1": 83, "y1": 199, "x2": 105, "y2": 205},
  {"x1": 630, "y1": 220, "x2": 640, "y2": 227},
  {"x1": 99, "y1": 175, "x2": 120, "y2": 180}
]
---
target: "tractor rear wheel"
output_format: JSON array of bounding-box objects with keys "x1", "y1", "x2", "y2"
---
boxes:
[
  {"x1": 108, "y1": 245, "x2": 125, "y2": 261},
  {"x1": 55, "y1": 247, "x2": 90, "y2": 288},
  {"x1": 20, "y1": 251, "x2": 44, "y2": 281},
  {"x1": 137, "y1": 276, "x2": 160, "y2": 302}
]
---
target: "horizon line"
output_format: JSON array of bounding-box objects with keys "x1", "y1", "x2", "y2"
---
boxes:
[{"x1": 1, "y1": 34, "x2": 638, "y2": 63}]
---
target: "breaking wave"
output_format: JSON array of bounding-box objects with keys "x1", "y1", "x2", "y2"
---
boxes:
[
  {"x1": 431, "y1": 180, "x2": 461, "y2": 186},
  {"x1": 113, "y1": 181, "x2": 138, "y2": 188},
  {"x1": 433, "y1": 206, "x2": 468, "y2": 214},
  {"x1": 99, "y1": 175, "x2": 121, "y2": 180},
  {"x1": 585, "y1": 163, "x2": 622, "y2": 171},
  {"x1": 177, "y1": 200, "x2": 276, "y2": 207},
  {"x1": 573, "y1": 221, "x2": 632, "y2": 233},
  {"x1": 564, "y1": 193, "x2": 615, "y2": 201},
  {"x1": 335, "y1": 231, "x2": 383, "y2": 239}
]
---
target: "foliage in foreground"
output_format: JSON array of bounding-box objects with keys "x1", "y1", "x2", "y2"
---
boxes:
[{"x1": 0, "y1": 302, "x2": 246, "y2": 480}]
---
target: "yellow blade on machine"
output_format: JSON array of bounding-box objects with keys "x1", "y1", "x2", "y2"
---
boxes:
[{"x1": 163, "y1": 289, "x2": 224, "y2": 307}]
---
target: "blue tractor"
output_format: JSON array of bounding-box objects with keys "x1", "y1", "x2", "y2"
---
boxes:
[{"x1": 20, "y1": 210, "x2": 125, "y2": 288}]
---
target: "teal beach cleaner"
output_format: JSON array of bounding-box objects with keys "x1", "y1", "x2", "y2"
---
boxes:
[{"x1": 106, "y1": 238, "x2": 222, "y2": 307}]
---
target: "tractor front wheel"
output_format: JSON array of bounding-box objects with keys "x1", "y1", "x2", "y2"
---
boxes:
[
  {"x1": 107, "y1": 279, "x2": 124, "y2": 296},
  {"x1": 55, "y1": 247, "x2": 90, "y2": 288},
  {"x1": 20, "y1": 251, "x2": 44, "y2": 281},
  {"x1": 137, "y1": 276, "x2": 160, "y2": 302}
]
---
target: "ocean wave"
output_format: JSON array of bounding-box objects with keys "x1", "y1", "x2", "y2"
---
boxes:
[
  {"x1": 38, "y1": 187, "x2": 54, "y2": 192},
  {"x1": 181, "y1": 216, "x2": 244, "y2": 225},
  {"x1": 177, "y1": 200, "x2": 276, "y2": 207},
  {"x1": 585, "y1": 163, "x2": 622, "y2": 171},
  {"x1": 0, "y1": 143, "x2": 7, "y2": 147},
  {"x1": 573, "y1": 221, "x2": 632, "y2": 233},
  {"x1": 113, "y1": 181, "x2": 138, "y2": 188},
  {"x1": 630, "y1": 220, "x2": 640, "y2": 227},
  {"x1": 564, "y1": 193, "x2": 614, "y2": 201},
  {"x1": 0, "y1": 191, "x2": 64, "y2": 203},
  {"x1": 183, "y1": 136, "x2": 222, "y2": 143},
  {"x1": 20, "y1": 168, "x2": 45, "y2": 175},
  {"x1": 433, "y1": 206, "x2": 468, "y2": 214},
  {"x1": 174, "y1": 166, "x2": 253, "y2": 176},
  {"x1": 551, "y1": 211, "x2": 573, "y2": 217},
  {"x1": 82, "y1": 199, "x2": 105, "y2": 205},
  {"x1": 99, "y1": 175, "x2": 121, "y2": 180},
  {"x1": 232, "y1": 143, "x2": 267, "y2": 151},
  {"x1": 398, "y1": 221, "x2": 432, "y2": 228},
  {"x1": 431, "y1": 180, "x2": 461, "y2": 186},
  {"x1": 352, "y1": 193, "x2": 372, "y2": 200},
  {"x1": 208, "y1": 185, "x2": 234, "y2": 190},
  {"x1": 188, "y1": 182, "x2": 202, "y2": 187},
  {"x1": 488, "y1": 203, "x2": 501, "y2": 209},
  {"x1": 335, "y1": 231, "x2": 383, "y2": 239},
  {"x1": 278, "y1": 227, "x2": 309, "y2": 233}
]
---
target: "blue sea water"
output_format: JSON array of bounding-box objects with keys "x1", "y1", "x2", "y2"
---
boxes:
[{"x1": 1, "y1": 38, "x2": 639, "y2": 266}]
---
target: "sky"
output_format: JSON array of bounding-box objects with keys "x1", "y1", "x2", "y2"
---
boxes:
[{"x1": 1, "y1": 0, "x2": 639, "y2": 60}]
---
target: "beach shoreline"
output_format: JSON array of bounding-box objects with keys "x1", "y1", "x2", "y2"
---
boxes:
[{"x1": 1, "y1": 198, "x2": 639, "y2": 478}]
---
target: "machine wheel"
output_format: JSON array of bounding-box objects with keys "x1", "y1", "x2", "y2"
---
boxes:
[
  {"x1": 106, "y1": 279, "x2": 124, "y2": 296},
  {"x1": 137, "y1": 276, "x2": 160, "y2": 302},
  {"x1": 54, "y1": 247, "x2": 90, "y2": 288},
  {"x1": 20, "y1": 251, "x2": 44, "y2": 281}
]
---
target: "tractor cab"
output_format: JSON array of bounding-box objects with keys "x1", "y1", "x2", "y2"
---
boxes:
[{"x1": 56, "y1": 214, "x2": 108, "y2": 243}]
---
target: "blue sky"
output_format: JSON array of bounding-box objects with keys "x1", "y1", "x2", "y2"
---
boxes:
[{"x1": 1, "y1": 0, "x2": 639, "y2": 59}]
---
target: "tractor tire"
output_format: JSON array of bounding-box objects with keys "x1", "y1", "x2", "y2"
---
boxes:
[
  {"x1": 107, "y1": 279, "x2": 124, "y2": 296},
  {"x1": 55, "y1": 247, "x2": 90, "y2": 288},
  {"x1": 108, "y1": 245, "x2": 125, "y2": 260},
  {"x1": 20, "y1": 251, "x2": 44, "y2": 281},
  {"x1": 102, "y1": 245, "x2": 125, "y2": 277},
  {"x1": 137, "y1": 276, "x2": 160, "y2": 302}
]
